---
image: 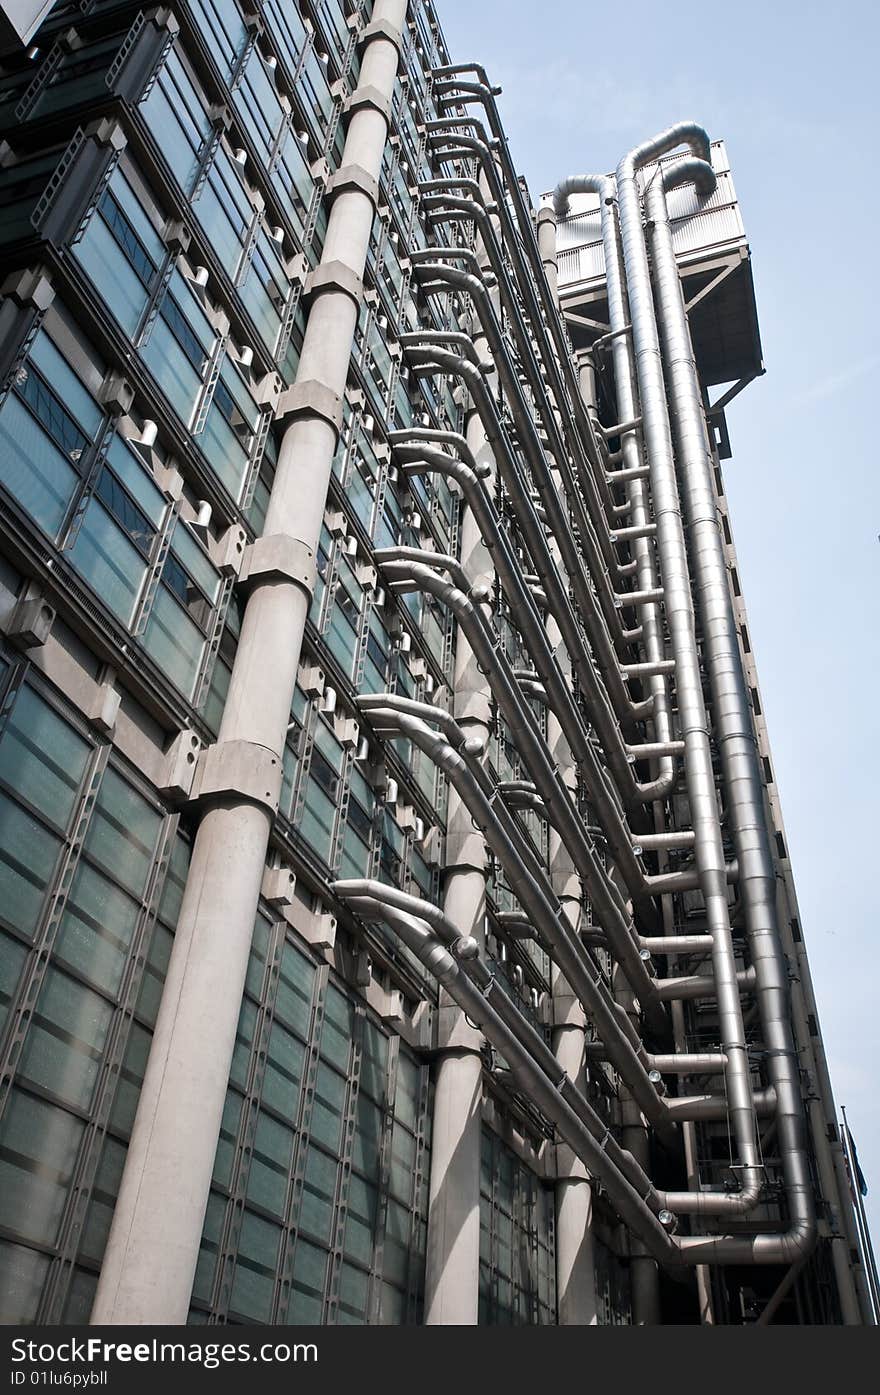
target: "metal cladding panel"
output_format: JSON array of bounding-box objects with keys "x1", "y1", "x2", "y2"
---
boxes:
[
  {"x1": 547, "y1": 141, "x2": 747, "y2": 293},
  {"x1": 0, "y1": 0, "x2": 56, "y2": 49},
  {"x1": 557, "y1": 242, "x2": 605, "y2": 284}
]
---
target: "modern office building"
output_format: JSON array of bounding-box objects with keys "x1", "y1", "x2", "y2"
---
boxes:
[{"x1": 0, "y1": 0, "x2": 874, "y2": 1328}]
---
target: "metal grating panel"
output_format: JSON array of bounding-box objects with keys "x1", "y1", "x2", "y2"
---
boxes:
[{"x1": 547, "y1": 141, "x2": 746, "y2": 293}]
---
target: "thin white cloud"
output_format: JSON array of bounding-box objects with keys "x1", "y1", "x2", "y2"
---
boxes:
[{"x1": 789, "y1": 353, "x2": 880, "y2": 410}]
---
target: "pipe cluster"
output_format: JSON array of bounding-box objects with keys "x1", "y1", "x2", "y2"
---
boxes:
[{"x1": 333, "y1": 75, "x2": 817, "y2": 1275}]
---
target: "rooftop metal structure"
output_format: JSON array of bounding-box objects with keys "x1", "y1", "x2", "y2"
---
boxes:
[{"x1": 545, "y1": 141, "x2": 764, "y2": 453}]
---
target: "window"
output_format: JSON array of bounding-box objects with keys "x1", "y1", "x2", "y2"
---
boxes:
[
  {"x1": 479, "y1": 1130, "x2": 556, "y2": 1325},
  {"x1": 0, "y1": 673, "x2": 188, "y2": 1323},
  {"x1": 323, "y1": 549, "x2": 362, "y2": 679},
  {"x1": 232, "y1": 50, "x2": 284, "y2": 167},
  {"x1": 188, "y1": 0, "x2": 248, "y2": 81},
  {"x1": 262, "y1": 1, "x2": 308, "y2": 77},
  {"x1": 141, "y1": 521, "x2": 221, "y2": 699},
  {"x1": 191, "y1": 144, "x2": 256, "y2": 276},
  {"x1": 197, "y1": 352, "x2": 261, "y2": 501},
  {"x1": 31, "y1": 36, "x2": 124, "y2": 120},
  {"x1": 74, "y1": 171, "x2": 164, "y2": 337},
  {"x1": 0, "y1": 329, "x2": 100, "y2": 536},
  {"x1": 65, "y1": 436, "x2": 166, "y2": 627},
  {"x1": 139, "y1": 49, "x2": 212, "y2": 194},
  {"x1": 272, "y1": 123, "x2": 316, "y2": 240},
  {"x1": 238, "y1": 227, "x2": 290, "y2": 355},
  {"x1": 338, "y1": 769, "x2": 375, "y2": 880},
  {"x1": 297, "y1": 715, "x2": 344, "y2": 866},
  {"x1": 140, "y1": 269, "x2": 215, "y2": 426},
  {"x1": 191, "y1": 922, "x2": 431, "y2": 1325}
]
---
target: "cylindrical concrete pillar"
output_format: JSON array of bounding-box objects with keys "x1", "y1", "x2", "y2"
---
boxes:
[
  {"x1": 424, "y1": 277, "x2": 496, "y2": 1326},
  {"x1": 423, "y1": 1045, "x2": 484, "y2": 1325},
  {"x1": 552, "y1": 946, "x2": 598, "y2": 1326},
  {"x1": 91, "y1": 1, "x2": 408, "y2": 1325},
  {"x1": 545, "y1": 490, "x2": 598, "y2": 1325},
  {"x1": 536, "y1": 205, "x2": 558, "y2": 304}
]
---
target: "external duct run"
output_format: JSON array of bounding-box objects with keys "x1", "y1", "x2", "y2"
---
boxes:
[{"x1": 339, "y1": 102, "x2": 832, "y2": 1284}]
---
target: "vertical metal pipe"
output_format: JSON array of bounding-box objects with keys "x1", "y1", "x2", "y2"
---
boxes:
[
  {"x1": 536, "y1": 240, "x2": 600, "y2": 1316},
  {"x1": 552, "y1": 178, "x2": 676, "y2": 810},
  {"x1": 643, "y1": 147, "x2": 818, "y2": 1257},
  {"x1": 90, "y1": 1, "x2": 408, "y2": 1325},
  {"x1": 613, "y1": 128, "x2": 764, "y2": 1212}
]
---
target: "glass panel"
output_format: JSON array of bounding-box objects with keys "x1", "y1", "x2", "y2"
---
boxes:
[
  {"x1": 82, "y1": 767, "x2": 160, "y2": 899},
  {"x1": 140, "y1": 317, "x2": 203, "y2": 425},
  {"x1": 104, "y1": 435, "x2": 166, "y2": 526},
  {"x1": 54, "y1": 861, "x2": 141, "y2": 998},
  {"x1": 30, "y1": 332, "x2": 102, "y2": 439},
  {"x1": 0, "y1": 1241, "x2": 48, "y2": 1324},
  {"x1": 66, "y1": 496, "x2": 147, "y2": 625},
  {"x1": 107, "y1": 1021, "x2": 152, "y2": 1137},
  {"x1": 0, "y1": 932, "x2": 27, "y2": 1039},
  {"x1": 337, "y1": 1261, "x2": 369, "y2": 1324},
  {"x1": 79, "y1": 1135, "x2": 125, "y2": 1264},
  {"x1": 309, "y1": 1060, "x2": 346, "y2": 1152},
  {"x1": 299, "y1": 1144, "x2": 337, "y2": 1245},
  {"x1": 191, "y1": 1189, "x2": 225, "y2": 1303},
  {"x1": 319, "y1": 985, "x2": 354, "y2": 1070},
  {"x1": 0, "y1": 793, "x2": 62, "y2": 939},
  {"x1": 273, "y1": 941, "x2": 315, "y2": 1037},
  {"x1": 0, "y1": 392, "x2": 80, "y2": 535},
  {"x1": 140, "y1": 586, "x2": 205, "y2": 699},
  {"x1": 343, "y1": 1174, "x2": 376, "y2": 1266},
  {"x1": 262, "y1": 1019, "x2": 305, "y2": 1119},
  {"x1": 351, "y1": 1093, "x2": 383, "y2": 1176},
  {"x1": 139, "y1": 51, "x2": 209, "y2": 193},
  {"x1": 246, "y1": 1113, "x2": 294, "y2": 1217},
  {"x1": 17, "y1": 966, "x2": 113, "y2": 1109},
  {"x1": 189, "y1": 0, "x2": 247, "y2": 81},
  {"x1": 287, "y1": 1238, "x2": 326, "y2": 1323},
  {"x1": 136, "y1": 921, "x2": 172, "y2": 1026},
  {"x1": 0, "y1": 1089, "x2": 84, "y2": 1246},
  {"x1": 229, "y1": 1210, "x2": 281, "y2": 1322},
  {"x1": 0, "y1": 685, "x2": 90, "y2": 829},
  {"x1": 211, "y1": 1088, "x2": 243, "y2": 1189},
  {"x1": 74, "y1": 212, "x2": 151, "y2": 336}
]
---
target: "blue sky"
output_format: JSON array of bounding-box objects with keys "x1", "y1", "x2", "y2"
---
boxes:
[{"x1": 438, "y1": 0, "x2": 880, "y2": 1252}]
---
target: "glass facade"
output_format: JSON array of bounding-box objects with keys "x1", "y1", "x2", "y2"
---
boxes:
[
  {"x1": 479, "y1": 1130, "x2": 557, "y2": 1326},
  {"x1": 0, "y1": 657, "x2": 190, "y2": 1324},
  {"x1": 0, "y1": 0, "x2": 568, "y2": 1328}
]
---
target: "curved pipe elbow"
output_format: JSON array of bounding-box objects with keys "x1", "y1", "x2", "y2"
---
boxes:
[
  {"x1": 551, "y1": 173, "x2": 614, "y2": 219},
  {"x1": 676, "y1": 1211, "x2": 817, "y2": 1267},
  {"x1": 658, "y1": 1174, "x2": 766, "y2": 1218},
  {"x1": 660, "y1": 155, "x2": 717, "y2": 197},
  {"x1": 619, "y1": 120, "x2": 712, "y2": 177}
]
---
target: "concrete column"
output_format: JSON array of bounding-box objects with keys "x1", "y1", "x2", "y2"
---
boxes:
[
  {"x1": 424, "y1": 299, "x2": 494, "y2": 1326},
  {"x1": 544, "y1": 495, "x2": 598, "y2": 1325},
  {"x1": 91, "y1": 2, "x2": 408, "y2": 1325},
  {"x1": 612, "y1": 961, "x2": 661, "y2": 1325},
  {"x1": 536, "y1": 206, "x2": 558, "y2": 305},
  {"x1": 550, "y1": 844, "x2": 598, "y2": 1326}
]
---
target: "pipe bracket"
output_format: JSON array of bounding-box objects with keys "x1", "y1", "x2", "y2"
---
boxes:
[
  {"x1": 343, "y1": 83, "x2": 393, "y2": 123},
  {"x1": 238, "y1": 534, "x2": 317, "y2": 600},
  {"x1": 303, "y1": 259, "x2": 364, "y2": 309},
  {"x1": 357, "y1": 16, "x2": 405, "y2": 57},
  {"x1": 326, "y1": 162, "x2": 380, "y2": 207},
  {"x1": 189, "y1": 739, "x2": 283, "y2": 814},
  {"x1": 276, "y1": 378, "x2": 345, "y2": 437}
]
